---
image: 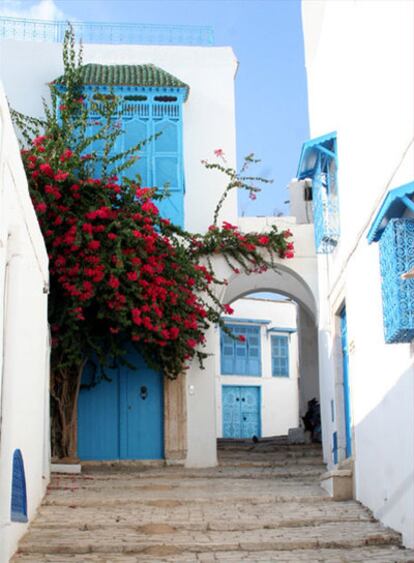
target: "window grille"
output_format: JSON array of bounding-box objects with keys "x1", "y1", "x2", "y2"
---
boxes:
[{"x1": 379, "y1": 218, "x2": 414, "y2": 343}]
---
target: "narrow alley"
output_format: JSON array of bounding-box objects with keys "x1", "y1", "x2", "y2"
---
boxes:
[{"x1": 12, "y1": 439, "x2": 414, "y2": 562}]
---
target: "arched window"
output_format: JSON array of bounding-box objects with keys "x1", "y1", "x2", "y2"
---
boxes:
[{"x1": 11, "y1": 449, "x2": 28, "y2": 523}]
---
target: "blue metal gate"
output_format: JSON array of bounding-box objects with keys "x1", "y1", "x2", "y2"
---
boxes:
[
  {"x1": 340, "y1": 307, "x2": 352, "y2": 458},
  {"x1": 222, "y1": 385, "x2": 260, "y2": 439},
  {"x1": 78, "y1": 349, "x2": 164, "y2": 460}
]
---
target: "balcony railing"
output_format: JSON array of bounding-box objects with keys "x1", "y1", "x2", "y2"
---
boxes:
[{"x1": 0, "y1": 16, "x2": 214, "y2": 46}]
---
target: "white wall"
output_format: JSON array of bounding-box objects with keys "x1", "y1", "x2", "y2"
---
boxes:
[
  {"x1": 215, "y1": 297, "x2": 299, "y2": 438},
  {"x1": 301, "y1": 0, "x2": 414, "y2": 547},
  {"x1": 0, "y1": 40, "x2": 238, "y2": 234},
  {"x1": 0, "y1": 83, "x2": 50, "y2": 563}
]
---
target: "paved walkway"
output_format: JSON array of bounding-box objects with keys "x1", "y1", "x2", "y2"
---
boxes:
[{"x1": 13, "y1": 439, "x2": 414, "y2": 562}]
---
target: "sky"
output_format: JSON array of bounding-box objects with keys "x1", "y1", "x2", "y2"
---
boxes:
[{"x1": 0, "y1": 0, "x2": 309, "y2": 216}]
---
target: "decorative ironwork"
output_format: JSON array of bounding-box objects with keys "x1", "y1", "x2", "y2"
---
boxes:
[
  {"x1": 297, "y1": 133, "x2": 339, "y2": 254},
  {"x1": 379, "y1": 218, "x2": 414, "y2": 343},
  {"x1": 0, "y1": 16, "x2": 214, "y2": 46},
  {"x1": 312, "y1": 161, "x2": 340, "y2": 253}
]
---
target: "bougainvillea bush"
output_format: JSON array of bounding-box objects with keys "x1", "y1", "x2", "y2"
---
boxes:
[{"x1": 12, "y1": 28, "x2": 294, "y2": 458}]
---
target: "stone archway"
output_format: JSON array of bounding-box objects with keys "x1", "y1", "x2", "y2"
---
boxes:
[
  {"x1": 184, "y1": 220, "x2": 320, "y2": 468},
  {"x1": 220, "y1": 266, "x2": 319, "y2": 422}
]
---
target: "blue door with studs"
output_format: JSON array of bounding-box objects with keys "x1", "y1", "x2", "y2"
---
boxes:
[
  {"x1": 222, "y1": 386, "x2": 260, "y2": 439},
  {"x1": 78, "y1": 348, "x2": 164, "y2": 460}
]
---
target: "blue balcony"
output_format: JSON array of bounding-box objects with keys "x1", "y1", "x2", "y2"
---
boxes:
[
  {"x1": 368, "y1": 182, "x2": 414, "y2": 343},
  {"x1": 379, "y1": 218, "x2": 414, "y2": 343},
  {"x1": 297, "y1": 132, "x2": 339, "y2": 254}
]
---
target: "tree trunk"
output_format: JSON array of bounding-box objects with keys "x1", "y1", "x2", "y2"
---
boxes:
[{"x1": 50, "y1": 360, "x2": 86, "y2": 460}]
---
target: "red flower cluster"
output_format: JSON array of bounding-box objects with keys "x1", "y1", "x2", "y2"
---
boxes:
[{"x1": 22, "y1": 133, "x2": 294, "y2": 379}]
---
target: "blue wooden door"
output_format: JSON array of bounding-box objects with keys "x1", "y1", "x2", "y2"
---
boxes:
[
  {"x1": 340, "y1": 307, "x2": 352, "y2": 458},
  {"x1": 121, "y1": 352, "x2": 164, "y2": 460},
  {"x1": 222, "y1": 386, "x2": 260, "y2": 439},
  {"x1": 78, "y1": 349, "x2": 164, "y2": 460},
  {"x1": 240, "y1": 387, "x2": 260, "y2": 438}
]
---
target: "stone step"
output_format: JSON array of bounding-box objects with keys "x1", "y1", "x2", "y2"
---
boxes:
[
  {"x1": 49, "y1": 467, "x2": 325, "y2": 484},
  {"x1": 218, "y1": 449, "x2": 323, "y2": 458},
  {"x1": 42, "y1": 482, "x2": 330, "y2": 507},
  {"x1": 218, "y1": 457, "x2": 325, "y2": 467},
  {"x1": 16, "y1": 521, "x2": 402, "y2": 555},
  {"x1": 30, "y1": 500, "x2": 374, "y2": 531},
  {"x1": 12, "y1": 545, "x2": 414, "y2": 562}
]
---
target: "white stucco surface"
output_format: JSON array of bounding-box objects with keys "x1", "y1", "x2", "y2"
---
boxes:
[
  {"x1": 0, "y1": 83, "x2": 50, "y2": 563},
  {"x1": 0, "y1": 40, "x2": 238, "y2": 234},
  {"x1": 301, "y1": 0, "x2": 414, "y2": 547},
  {"x1": 215, "y1": 297, "x2": 299, "y2": 438}
]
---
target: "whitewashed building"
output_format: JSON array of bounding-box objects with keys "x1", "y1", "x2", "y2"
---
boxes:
[
  {"x1": 216, "y1": 295, "x2": 300, "y2": 440},
  {"x1": 0, "y1": 84, "x2": 50, "y2": 563},
  {"x1": 0, "y1": 20, "x2": 321, "y2": 477},
  {"x1": 290, "y1": 0, "x2": 414, "y2": 547}
]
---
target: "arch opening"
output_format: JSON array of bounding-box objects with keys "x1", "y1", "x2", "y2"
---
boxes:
[{"x1": 216, "y1": 265, "x2": 320, "y2": 449}]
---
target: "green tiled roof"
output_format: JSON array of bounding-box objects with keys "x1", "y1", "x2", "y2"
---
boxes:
[{"x1": 55, "y1": 63, "x2": 189, "y2": 96}]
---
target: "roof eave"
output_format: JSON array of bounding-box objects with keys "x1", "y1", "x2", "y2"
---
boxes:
[{"x1": 367, "y1": 181, "x2": 414, "y2": 243}]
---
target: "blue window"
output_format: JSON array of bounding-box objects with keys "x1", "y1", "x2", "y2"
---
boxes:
[
  {"x1": 297, "y1": 132, "x2": 339, "y2": 253},
  {"x1": 271, "y1": 335, "x2": 289, "y2": 377},
  {"x1": 221, "y1": 324, "x2": 261, "y2": 376},
  {"x1": 367, "y1": 182, "x2": 414, "y2": 343},
  {"x1": 11, "y1": 449, "x2": 28, "y2": 523},
  {"x1": 86, "y1": 89, "x2": 185, "y2": 227},
  {"x1": 54, "y1": 64, "x2": 188, "y2": 227}
]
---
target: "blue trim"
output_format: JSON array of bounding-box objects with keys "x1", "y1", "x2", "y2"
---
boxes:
[
  {"x1": 340, "y1": 307, "x2": 352, "y2": 458},
  {"x1": 10, "y1": 449, "x2": 28, "y2": 523},
  {"x1": 297, "y1": 131, "x2": 337, "y2": 179},
  {"x1": 267, "y1": 327, "x2": 297, "y2": 334},
  {"x1": 367, "y1": 181, "x2": 414, "y2": 243},
  {"x1": 222, "y1": 317, "x2": 270, "y2": 325}
]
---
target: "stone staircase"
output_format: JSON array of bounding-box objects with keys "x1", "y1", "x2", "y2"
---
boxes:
[{"x1": 12, "y1": 438, "x2": 414, "y2": 562}]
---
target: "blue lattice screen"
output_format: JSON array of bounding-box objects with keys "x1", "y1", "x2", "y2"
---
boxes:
[
  {"x1": 379, "y1": 218, "x2": 414, "y2": 343},
  {"x1": 10, "y1": 449, "x2": 28, "y2": 523}
]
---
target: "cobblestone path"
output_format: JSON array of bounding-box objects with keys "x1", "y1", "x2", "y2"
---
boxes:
[{"x1": 13, "y1": 439, "x2": 414, "y2": 562}]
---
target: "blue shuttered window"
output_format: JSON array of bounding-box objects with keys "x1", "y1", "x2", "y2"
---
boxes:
[
  {"x1": 221, "y1": 324, "x2": 261, "y2": 376},
  {"x1": 271, "y1": 335, "x2": 289, "y2": 377}
]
